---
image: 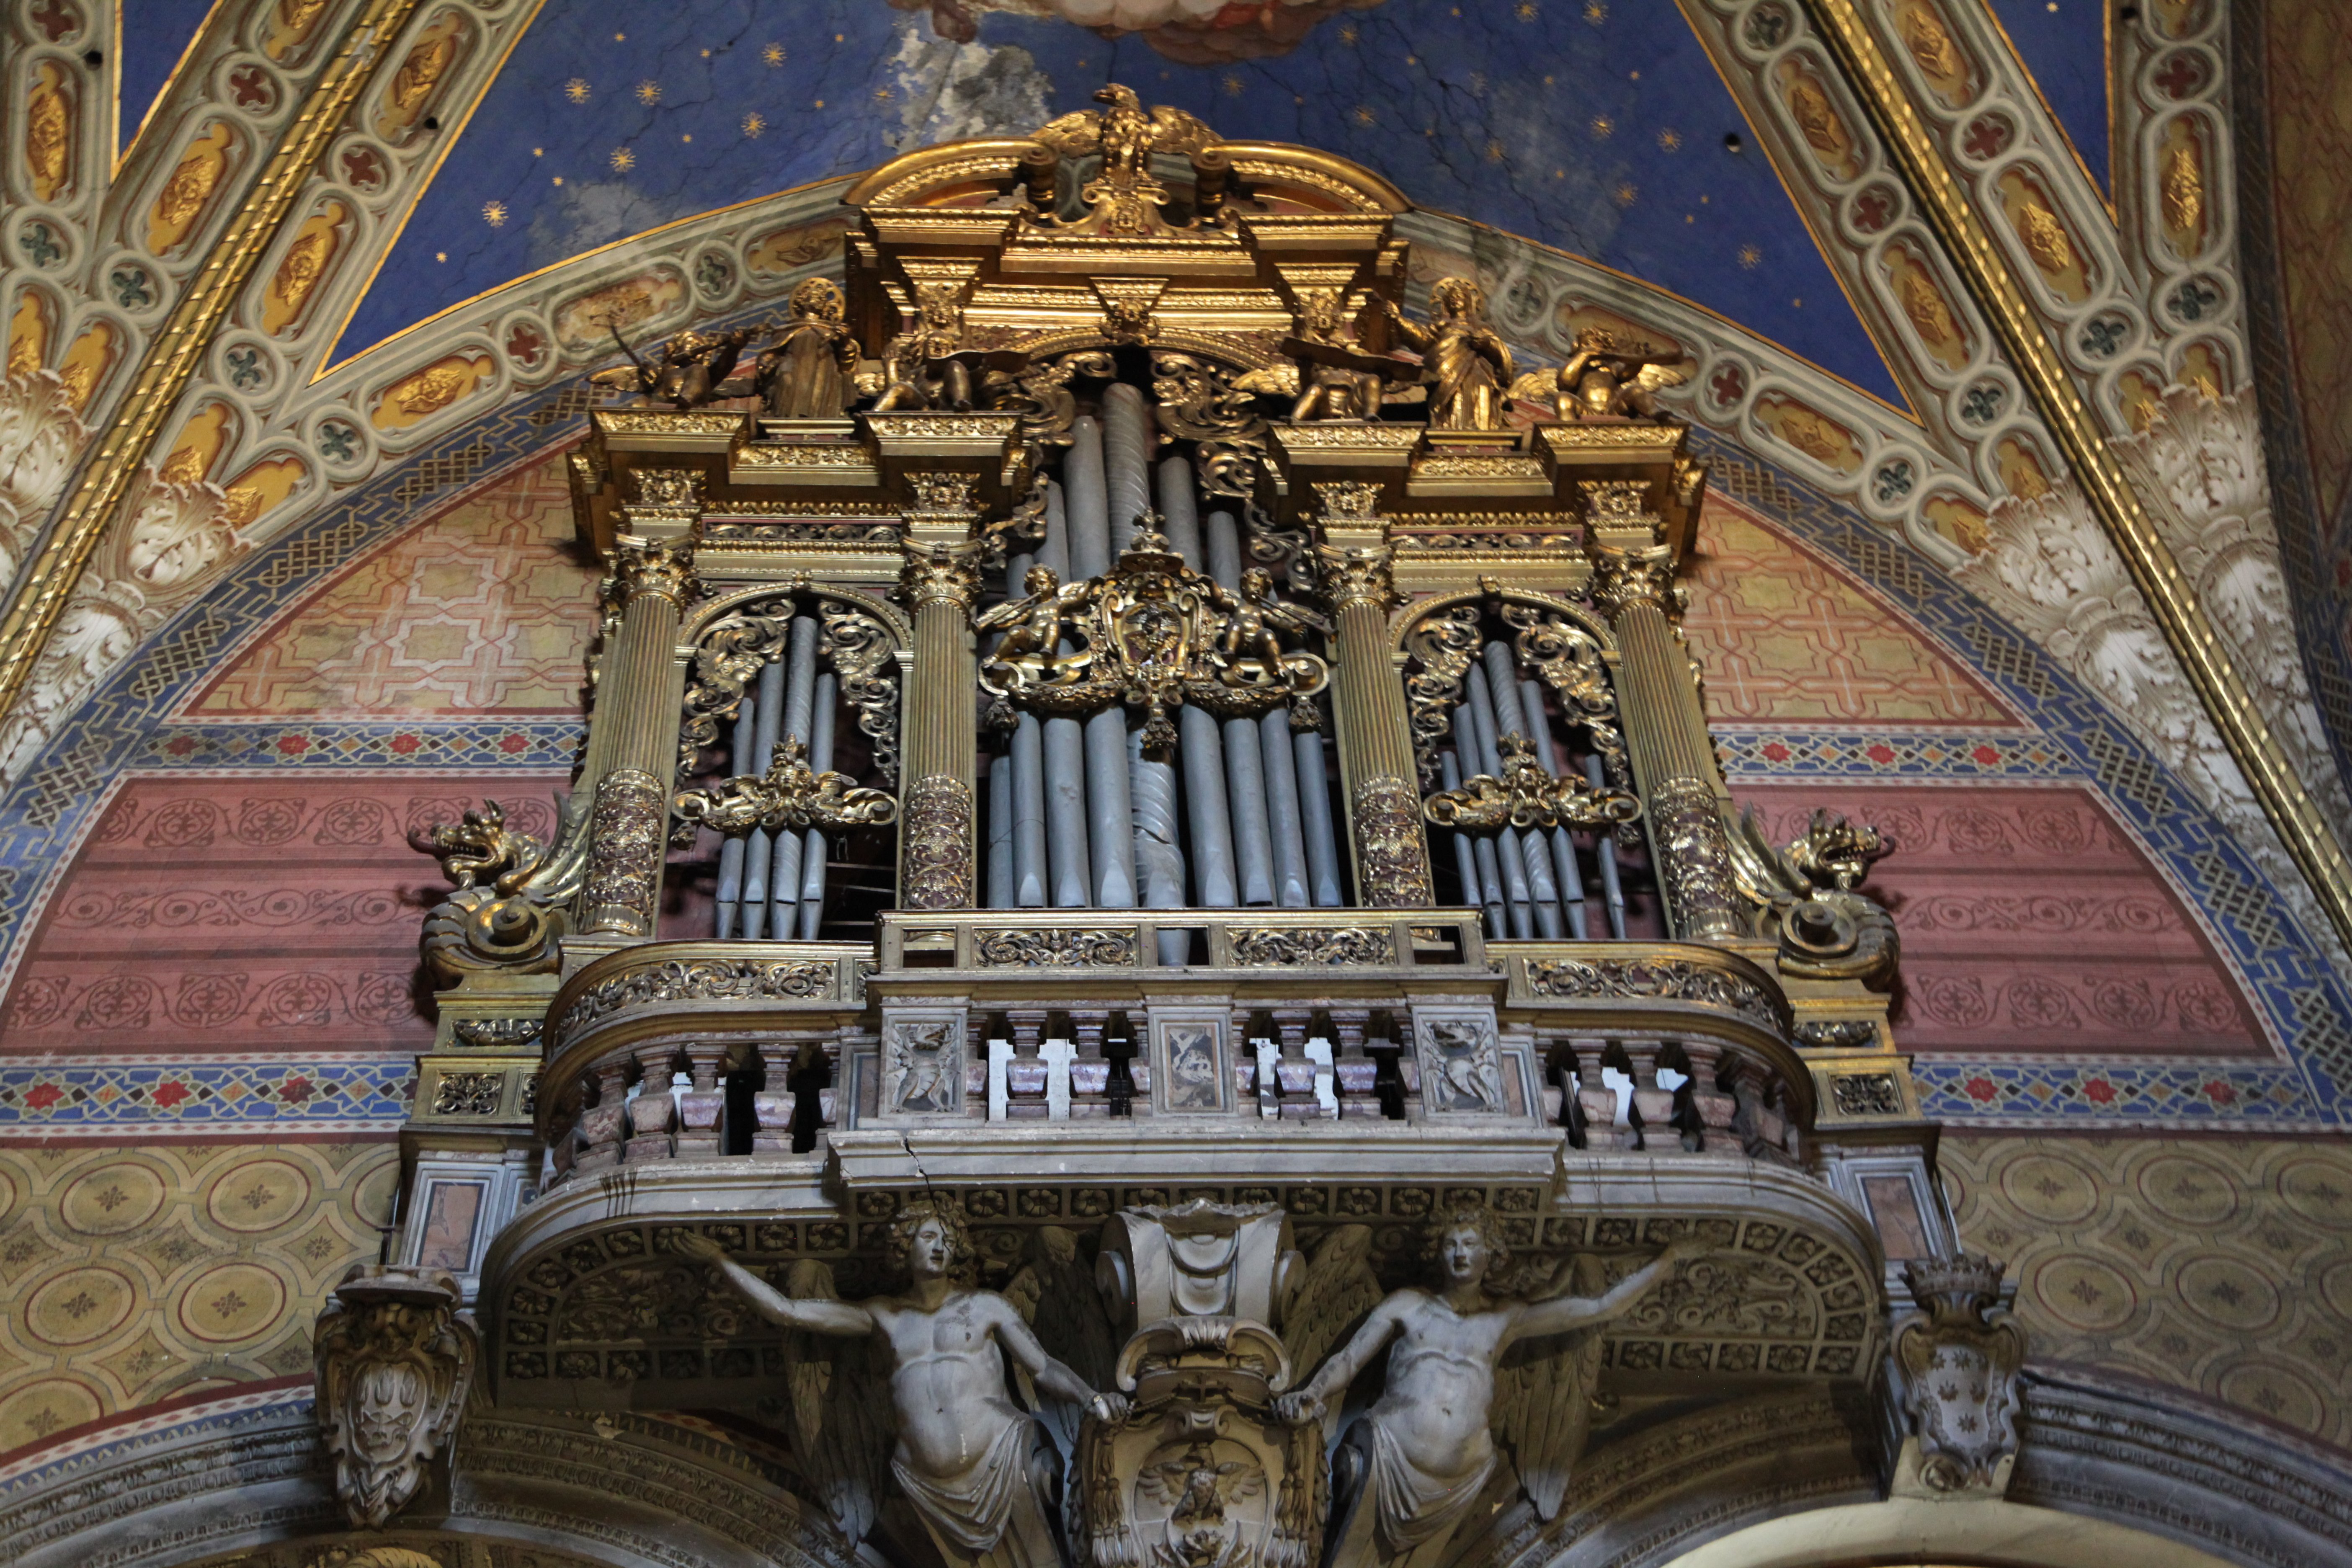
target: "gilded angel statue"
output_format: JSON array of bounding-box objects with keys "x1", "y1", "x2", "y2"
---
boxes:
[
  {"x1": 1215, "y1": 567, "x2": 1329, "y2": 684},
  {"x1": 754, "y1": 278, "x2": 861, "y2": 419},
  {"x1": 975, "y1": 565, "x2": 1092, "y2": 687},
  {"x1": 1380, "y1": 280, "x2": 1515, "y2": 431},
  {"x1": 588, "y1": 324, "x2": 756, "y2": 408},
  {"x1": 1511, "y1": 328, "x2": 1691, "y2": 422},
  {"x1": 1273, "y1": 1207, "x2": 1700, "y2": 1568},
  {"x1": 678, "y1": 1206, "x2": 1125, "y2": 1568}
]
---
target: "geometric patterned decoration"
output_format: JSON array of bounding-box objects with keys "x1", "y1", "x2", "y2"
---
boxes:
[
  {"x1": 2, "y1": 777, "x2": 563, "y2": 1057},
  {"x1": 1684, "y1": 496, "x2": 2019, "y2": 726},
  {"x1": 0, "y1": 1140, "x2": 397, "y2": 1462},
  {"x1": 186, "y1": 453, "x2": 598, "y2": 719},
  {"x1": 1945, "y1": 1135, "x2": 2352, "y2": 1453},
  {"x1": 1738, "y1": 784, "x2": 2269, "y2": 1059}
]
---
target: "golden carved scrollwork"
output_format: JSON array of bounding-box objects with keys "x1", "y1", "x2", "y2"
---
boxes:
[
  {"x1": 1151, "y1": 351, "x2": 1269, "y2": 500},
  {"x1": 977, "y1": 526, "x2": 1330, "y2": 751},
  {"x1": 901, "y1": 774, "x2": 975, "y2": 910},
  {"x1": 1649, "y1": 779, "x2": 1745, "y2": 942},
  {"x1": 672, "y1": 738, "x2": 900, "y2": 842},
  {"x1": 1423, "y1": 733, "x2": 1643, "y2": 832},
  {"x1": 1351, "y1": 776, "x2": 1434, "y2": 907},
  {"x1": 583, "y1": 768, "x2": 669, "y2": 936}
]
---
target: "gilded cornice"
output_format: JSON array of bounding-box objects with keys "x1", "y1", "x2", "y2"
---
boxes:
[{"x1": 1799, "y1": 0, "x2": 2352, "y2": 951}]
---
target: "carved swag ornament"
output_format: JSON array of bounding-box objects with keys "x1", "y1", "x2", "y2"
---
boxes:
[{"x1": 314, "y1": 1265, "x2": 478, "y2": 1528}]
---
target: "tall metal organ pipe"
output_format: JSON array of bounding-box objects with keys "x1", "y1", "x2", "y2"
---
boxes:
[
  {"x1": 799, "y1": 672, "x2": 837, "y2": 937},
  {"x1": 738, "y1": 658, "x2": 785, "y2": 939},
  {"x1": 1065, "y1": 417, "x2": 1138, "y2": 909},
  {"x1": 1037, "y1": 481, "x2": 1091, "y2": 908},
  {"x1": 765, "y1": 614, "x2": 820, "y2": 938},
  {"x1": 1520, "y1": 674, "x2": 1591, "y2": 940},
  {"x1": 1482, "y1": 642, "x2": 1565, "y2": 938},
  {"x1": 1206, "y1": 508, "x2": 1277, "y2": 905},
  {"x1": 1159, "y1": 456, "x2": 1238, "y2": 908}
]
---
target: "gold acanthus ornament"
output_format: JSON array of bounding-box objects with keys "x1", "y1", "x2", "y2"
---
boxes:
[
  {"x1": 672, "y1": 737, "x2": 900, "y2": 841},
  {"x1": 1423, "y1": 732, "x2": 1643, "y2": 832},
  {"x1": 975, "y1": 518, "x2": 1330, "y2": 752}
]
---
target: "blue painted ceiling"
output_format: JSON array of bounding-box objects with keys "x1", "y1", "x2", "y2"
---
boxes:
[
  {"x1": 116, "y1": 0, "x2": 222, "y2": 162},
  {"x1": 328, "y1": 0, "x2": 1908, "y2": 403},
  {"x1": 1982, "y1": 0, "x2": 2110, "y2": 194}
]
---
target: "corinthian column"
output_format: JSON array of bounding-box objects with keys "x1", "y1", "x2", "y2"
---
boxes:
[
  {"x1": 1315, "y1": 484, "x2": 1433, "y2": 907},
  {"x1": 581, "y1": 534, "x2": 698, "y2": 936},
  {"x1": 1583, "y1": 480, "x2": 1741, "y2": 940},
  {"x1": 898, "y1": 475, "x2": 985, "y2": 909}
]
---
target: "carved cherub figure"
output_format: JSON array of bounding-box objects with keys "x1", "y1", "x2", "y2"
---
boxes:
[
  {"x1": 679, "y1": 1205, "x2": 1126, "y2": 1568},
  {"x1": 1380, "y1": 279, "x2": 1514, "y2": 431},
  {"x1": 874, "y1": 284, "x2": 975, "y2": 412},
  {"x1": 589, "y1": 324, "x2": 756, "y2": 408},
  {"x1": 755, "y1": 278, "x2": 861, "y2": 418},
  {"x1": 976, "y1": 565, "x2": 1089, "y2": 685},
  {"x1": 1539, "y1": 328, "x2": 1691, "y2": 422},
  {"x1": 1216, "y1": 566, "x2": 1328, "y2": 681},
  {"x1": 1275, "y1": 1207, "x2": 1697, "y2": 1568}
]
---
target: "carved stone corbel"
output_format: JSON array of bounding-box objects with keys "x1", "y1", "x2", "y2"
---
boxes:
[
  {"x1": 1893, "y1": 1253, "x2": 2024, "y2": 1497},
  {"x1": 315, "y1": 1265, "x2": 478, "y2": 1528}
]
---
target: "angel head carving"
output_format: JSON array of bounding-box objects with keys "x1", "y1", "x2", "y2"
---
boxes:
[
  {"x1": 1420, "y1": 1202, "x2": 1510, "y2": 1289},
  {"x1": 884, "y1": 1200, "x2": 977, "y2": 1285},
  {"x1": 789, "y1": 276, "x2": 846, "y2": 324}
]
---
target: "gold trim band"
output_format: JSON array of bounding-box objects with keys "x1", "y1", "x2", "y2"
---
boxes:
[
  {"x1": 1802, "y1": 0, "x2": 2352, "y2": 952},
  {"x1": 0, "y1": 0, "x2": 427, "y2": 728}
]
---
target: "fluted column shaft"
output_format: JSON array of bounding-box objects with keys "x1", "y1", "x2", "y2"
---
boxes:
[
  {"x1": 582, "y1": 536, "x2": 695, "y2": 936},
  {"x1": 899, "y1": 523, "x2": 983, "y2": 909},
  {"x1": 1317, "y1": 515, "x2": 1433, "y2": 907},
  {"x1": 1584, "y1": 480, "x2": 1741, "y2": 940}
]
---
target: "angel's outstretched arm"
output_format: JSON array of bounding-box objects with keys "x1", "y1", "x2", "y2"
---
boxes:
[
  {"x1": 1275, "y1": 1295, "x2": 1406, "y2": 1422},
  {"x1": 678, "y1": 1235, "x2": 874, "y2": 1336},
  {"x1": 1382, "y1": 300, "x2": 1433, "y2": 351},
  {"x1": 1512, "y1": 1243, "x2": 1693, "y2": 1343},
  {"x1": 995, "y1": 1302, "x2": 1128, "y2": 1420}
]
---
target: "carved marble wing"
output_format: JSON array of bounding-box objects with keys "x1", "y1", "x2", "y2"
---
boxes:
[
  {"x1": 1280, "y1": 1224, "x2": 1382, "y2": 1386},
  {"x1": 776, "y1": 1259, "x2": 891, "y2": 1547},
  {"x1": 1031, "y1": 109, "x2": 1105, "y2": 158},
  {"x1": 1006, "y1": 1225, "x2": 1119, "y2": 1453},
  {"x1": 1491, "y1": 1254, "x2": 1608, "y2": 1522}
]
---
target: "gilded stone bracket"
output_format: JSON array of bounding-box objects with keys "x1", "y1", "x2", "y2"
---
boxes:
[{"x1": 1803, "y1": 0, "x2": 2352, "y2": 954}]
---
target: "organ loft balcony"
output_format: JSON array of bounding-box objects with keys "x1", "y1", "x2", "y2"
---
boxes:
[{"x1": 387, "y1": 98, "x2": 1945, "y2": 1444}]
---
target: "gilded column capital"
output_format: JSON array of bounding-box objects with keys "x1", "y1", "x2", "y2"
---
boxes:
[
  {"x1": 901, "y1": 540, "x2": 984, "y2": 610},
  {"x1": 614, "y1": 536, "x2": 698, "y2": 609},
  {"x1": 1315, "y1": 543, "x2": 1400, "y2": 614},
  {"x1": 1581, "y1": 480, "x2": 1680, "y2": 622}
]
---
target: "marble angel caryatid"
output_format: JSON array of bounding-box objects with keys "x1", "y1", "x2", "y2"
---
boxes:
[
  {"x1": 1379, "y1": 279, "x2": 1515, "y2": 431},
  {"x1": 755, "y1": 278, "x2": 861, "y2": 419},
  {"x1": 678, "y1": 1206, "x2": 1127, "y2": 1568},
  {"x1": 1271, "y1": 1206, "x2": 1698, "y2": 1568}
]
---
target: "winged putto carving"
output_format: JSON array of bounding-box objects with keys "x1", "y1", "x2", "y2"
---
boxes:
[
  {"x1": 1029, "y1": 85, "x2": 1227, "y2": 237},
  {"x1": 1508, "y1": 329, "x2": 1692, "y2": 423}
]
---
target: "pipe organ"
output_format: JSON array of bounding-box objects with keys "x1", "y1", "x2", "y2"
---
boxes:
[{"x1": 385, "y1": 88, "x2": 1957, "y2": 1537}]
